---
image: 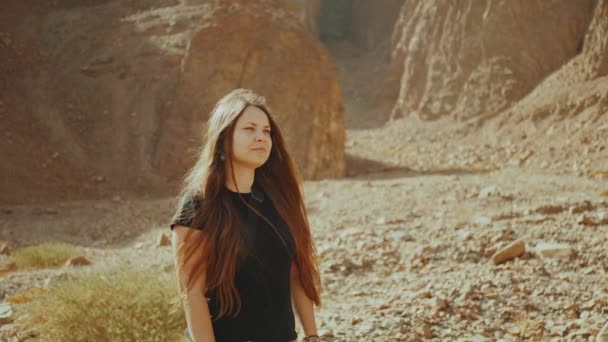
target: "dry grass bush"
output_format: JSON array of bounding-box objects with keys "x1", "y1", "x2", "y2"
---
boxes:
[
  {"x1": 21, "y1": 268, "x2": 187, "y2": 342},
  {"x1": 11, "y1": 242, "x2": 81, "y2": 269}
]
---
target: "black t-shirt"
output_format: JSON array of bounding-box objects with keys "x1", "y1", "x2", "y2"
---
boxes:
[{"x1": 170, "y1": 186, "x2": 298, "y2": 342}]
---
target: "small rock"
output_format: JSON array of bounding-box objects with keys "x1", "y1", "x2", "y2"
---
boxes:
[
  {"x1": 359, "y1": 323, "x2": 374, "y2": 333},
  {"x1": 0, "y1": 262, "x2": 16, "y2": 276},
  {"x1": 45, "y1": 207, "x2": 58, "y2": 215},
  {"x1": 597, "y1": 321, "x2": 608, "y2": 342},
  {"x1": 111, "y1": 195, "x2": 122, "y2": 202},
  {"x1": 64, "y1": 256, "x2": 92, "y2": 267},
  {"x1": 491, "y1": 240, "x2": 525, "y2": 265},
  {"x1": 416, "y1": 291, "x2": 433, "y2": 299},
  {"x1": 318, "y1": 328, "x2": 334, "y2": 338},
  {"x1": 472, "y1": 216, "x2": 492, "y2": 225},
  {"x1": 578, "y1": 215, "x2": 597, "y2": 226},
  {"x1": 417, "y1": 322, "x2": 432, "y2": 338},
  {"x1": 0, "y1": 242, "x2": 11, "y2": 255},
  {"x1": 535, "y1": 242, "x2": 573, "y2": 259},
  {"x1": 597, "y1": 211, "x2": 608, "y2": 224},
  {"x1": 479, "y1": 186, "x2": 498, "y2": 198},
  {"x1": 435, "y1": 297, "x2": 450, "y2": 311},
  {"x1": 158, "y1": 233, "x2": 171, "y2": 247},
  {"x1": 0, "y1": 303, "x2": 13, "y2": 325},
  {"x1": 536, "y1": 204, "x2": 565, "y2": 215},
  {"x1": 375, "y1": 217, "x2": 386, "y2": 225},
  {"x1": 570, "y1": 201, "x2": 595, "y2": 214}
]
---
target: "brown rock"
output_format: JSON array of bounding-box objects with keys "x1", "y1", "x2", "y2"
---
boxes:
[
  {"x1": 0, "y1": 303, "x2": 13, "y2": 325},
  {"x1": 153, "y1": 0, "x2": 345, "y2": 181},
  {"x1": 0, "y1": 262, "x2": 16, "y2": 276},
  {"x1": 158, "y1": 233, "x2": 171, "y2": 247},
  {"x1": 491, "y1": 240, "x2": 525, "y2": 265},
  {"x1": 578, "y1": 215, "x2": 598, "y2": 226},
  {"x1": 64, "y1": 256, "x2": 93, "y2": 267},
  {"x1": 417, "y1": 322, "x2": 432, "y2": 339},
  {"x1": 0, "y1": 242, "x2": 11, "y2": 256},
  {"x1": 535, "y1": 242, "x2": 574, "y2": 259},
  {"x1": 598, "y1": 321, "x2": 608, "y2": 342}
]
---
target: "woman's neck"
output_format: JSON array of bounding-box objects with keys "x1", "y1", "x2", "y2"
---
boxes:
[{"x1": 225, "y1": 164, "x2": 255, "y2": 193}]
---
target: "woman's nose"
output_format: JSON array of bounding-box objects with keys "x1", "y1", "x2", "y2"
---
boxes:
[{"x1": 255, "y1": 131, "x2": 266, "y2": 142}]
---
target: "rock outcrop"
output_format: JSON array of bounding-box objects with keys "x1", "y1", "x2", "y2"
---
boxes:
[
  {"x1": 1, "y1": 0, "x2": 344, "y2": 204},
  {"x1": 386, "y1": 0, "x2": 595, "y2": 121},
  {"x1": 153, "y1": 0, "x2": 345, "y2": 181}
]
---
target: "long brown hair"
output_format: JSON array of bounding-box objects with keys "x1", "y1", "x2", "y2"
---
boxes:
[{"x1": 171, "y1": 89, "x2": 321, "y2": 319}]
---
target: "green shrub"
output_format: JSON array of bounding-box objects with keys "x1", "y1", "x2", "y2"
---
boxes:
[
  {"x1": 12, "y1": 242, "x2": 81, "y2": 269},
  {"x1": 22, "y1": 268, "x2": 187, "y2": 342}
]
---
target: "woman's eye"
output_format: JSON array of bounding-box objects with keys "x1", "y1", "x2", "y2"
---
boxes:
[
  {"x1": 264, "y1": 130, "x2": 271, "y2": 135},
  {"x1": 244, "y1": 127, "x2": 254, "y2": 131}
]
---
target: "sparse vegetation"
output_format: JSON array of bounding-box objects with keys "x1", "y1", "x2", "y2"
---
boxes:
[
  {"x1": 11, "y1": 242, "x2": 81, "y2": 269},
  {"x1": 21, "y1": 268, "x2": 187, "y2": 342}
]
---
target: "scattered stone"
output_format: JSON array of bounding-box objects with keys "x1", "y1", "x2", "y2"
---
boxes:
[
  {"x1": 570, "y1": 201, "x2": 595, "y2": 214},
  {"x1": 0, "y1": 242, "x2": 11, "y2": 255},
  {"x1": 0, "y1": 262, "x2": 16, "y2": 276},
  {"x1": 578, "y1": 215, "x2": 597, "y2": 226},
  {"x1": 535, "y1": 242, "x2": 573, "y2": 259},
  {"x1": 417, "y1": 322, "x2": 432, "y2": 339},
  {"x1": 0, "y1": 303, "x2": 13, "y2": 325},
  {"x1": 472, "y1": 216, "x2": 492, "y2": 225},
  {"x1": 417, "y1": 291, "x2": 433, "y2": 299},
  {"x1": 479, "y1": 186, "x2": 498, "y2": 198},
  {"x1": 111, "y1": 195, "x2": 122, "y2": 202},
  {"x1": 359, "y1": 322, "x2": 374, "y2": 333},
  {"x1": 318, "y1": 328, "x2": 334, "y2": 338},
  {"x1": 598, "y1": 211, "x2": 608, "y2": 224},
  {"x1": 535, "y1": 204, "x2": 565, "y2": 215},
  {"x1": 597, "y1": 321, "x2": 608, "y2": 342},
  {"x1": 491, "y1": 240, "x2": 525, "y2": 265},
  {"x1": 375, "y1": 217, "x2": 386, "y2": 225},
  {"x1": 435, "y1": 297, "x2": 450, "y2": 311},
  {"x1": 158, "y1": 233, "x2": 171, "y2": 247},
  {"x1": 64, "y1": 256, "x2": 92, "y2": 267}
]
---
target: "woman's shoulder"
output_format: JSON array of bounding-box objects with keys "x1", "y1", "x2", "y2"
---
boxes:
[{"x1": 170, "y1": 192, "x2": 204, "y2": 231}]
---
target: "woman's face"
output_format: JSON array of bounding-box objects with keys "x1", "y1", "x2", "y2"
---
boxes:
[{"x1": 230, "y1": 106, "x2": 272, "y2": 169}]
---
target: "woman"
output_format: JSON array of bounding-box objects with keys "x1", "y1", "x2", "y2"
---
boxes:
[{"x1": 169, "y1": 89, "x2": 322, "y2": 342}]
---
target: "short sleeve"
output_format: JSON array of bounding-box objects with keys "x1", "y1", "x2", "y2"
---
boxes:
[{"x1": 169, "y1": 194, "x2": 203, "y2": 231}]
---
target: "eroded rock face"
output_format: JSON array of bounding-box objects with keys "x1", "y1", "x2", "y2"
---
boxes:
[
  {"x1": 386, "y1": 0, "x2": 595, "y2": 121},
  {"x1": 153, "y1": 0, "x2": 345, "y2": 181},
  {"x1": 1, "y1": 0, "x2": 343, "y2": 204},
  {"x1": 349, "y1": 0, "x2": 404, "y2": 50}
]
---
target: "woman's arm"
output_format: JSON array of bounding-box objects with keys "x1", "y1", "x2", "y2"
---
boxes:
[
  {"x1": 172, "y1": 226, "x2": 216, "y2": 342},
  {"x1": 290, "y1": 261, "x2": 318, "y2": 338}
]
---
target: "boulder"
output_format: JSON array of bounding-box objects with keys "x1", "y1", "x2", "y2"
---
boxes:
[{"x1": 153, "y1": 0, "x2": 345, "y2": 181}]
